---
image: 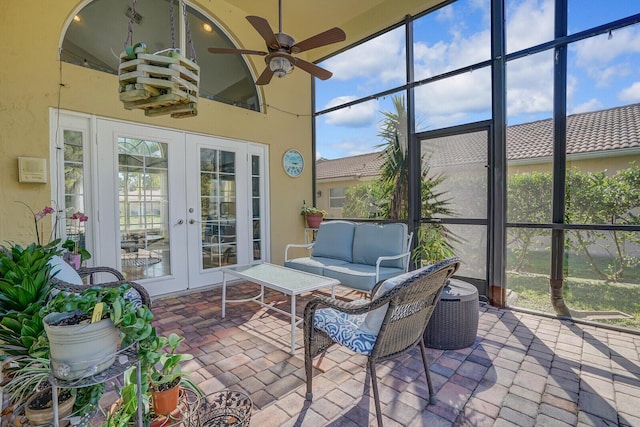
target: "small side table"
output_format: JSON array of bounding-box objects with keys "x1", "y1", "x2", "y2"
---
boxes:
[
  {"x1": 304, "y1": 227, "x2": 318, "y2": 244},
  {"x1": 424, "y1": 279, "x2": 479, "y2": 350}
]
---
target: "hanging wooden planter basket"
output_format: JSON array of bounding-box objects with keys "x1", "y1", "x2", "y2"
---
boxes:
[{"x1": 118, "y1": 43, "x2": 200, "y2": 118}]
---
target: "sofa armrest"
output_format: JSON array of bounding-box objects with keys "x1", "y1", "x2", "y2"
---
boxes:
[
  {"x1": 375, "y1": 250, "x2": 411, "y2": 280},
  {"x1": 285, "y1": 243, "x2": 314, "y2": 262}
]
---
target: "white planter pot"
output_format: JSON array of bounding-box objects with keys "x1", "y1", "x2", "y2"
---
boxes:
[{"x1": 44, "y1": 310, "x2": 119, "y2": 380}]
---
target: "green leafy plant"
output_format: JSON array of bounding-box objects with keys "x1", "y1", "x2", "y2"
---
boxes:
[
  {"x1": 43, "y1": 284, "x2": 154, "y2": 347},
  {"x1": 0, "y1": 243, "x2": 59, "y2": 314},
  {"x1": 300, "y1": 205, "x2": 327, "y2": 217},
  {"x1": 143, "y1": 333, "x2": 195, "y2": 390},
  {"x1": 100, "y1": 330, "x2": 202, "y2": 426},
  {"x1": 0, "y1": 242, "x2": 103, "y2": 418}
]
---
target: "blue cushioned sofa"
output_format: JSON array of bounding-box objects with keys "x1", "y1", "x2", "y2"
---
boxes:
[{"x1": 284, "y1": 221, "x2": 412, "y2": 293}]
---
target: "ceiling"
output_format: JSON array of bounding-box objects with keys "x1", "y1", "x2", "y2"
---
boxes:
[
  {"x1": 209, "y1": 0, "x2": 446, "y2": 61},
  {"x1": 61, "y1": 0, "x2": 446, "y2": 107}
]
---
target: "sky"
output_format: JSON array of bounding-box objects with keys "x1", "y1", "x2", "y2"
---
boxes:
[{"x1": 313, "y1": 0, "x2": 640, "y2": 160}]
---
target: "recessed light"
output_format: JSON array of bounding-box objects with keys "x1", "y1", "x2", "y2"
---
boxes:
[{"x1": 202, "y1": 23, "x2": 213, "y2": 33}]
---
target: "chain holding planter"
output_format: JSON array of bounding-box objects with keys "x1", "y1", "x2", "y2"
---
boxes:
[{"x1": 118, "y1": 0, "x2": 200, "y2": 118}]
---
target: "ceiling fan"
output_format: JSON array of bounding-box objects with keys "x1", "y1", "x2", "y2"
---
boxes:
[{"x1": 207, "y1": 0, "x2": 346, "y2": 85}]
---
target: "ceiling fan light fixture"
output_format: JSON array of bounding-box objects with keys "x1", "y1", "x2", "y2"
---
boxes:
[{"x1": 269, "y1": 56, "x2": 293, "y2": 78}]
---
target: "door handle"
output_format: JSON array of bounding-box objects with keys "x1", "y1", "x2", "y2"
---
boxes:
[
  {"x1": 176, "y1": 219, "x2": 184, "y2": 225},
  {"x1": 189, "y1": 219, "x2": 195, "y2": 224}
]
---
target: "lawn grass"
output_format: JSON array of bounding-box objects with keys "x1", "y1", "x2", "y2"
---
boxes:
[
  {"x1": 507, "y1": 250, "x2": 640, "y2": 330},
  {"x1": 507, "y1": 273, "x2": 640, "y2": 329}
]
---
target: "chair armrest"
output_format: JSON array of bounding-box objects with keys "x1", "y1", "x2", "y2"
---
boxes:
[
  {"x1": 77, "y1": 266, "x2": 126, "y2": 283},
  {"x1": 51, "y1": 278, "x2": 152, "y2": 308},
  {"x1": 375, "y1": 250, "x2": 411, "y2": 280},
  {"x1": 285, "y1": 243, "x2": 314, "y2": 262}
]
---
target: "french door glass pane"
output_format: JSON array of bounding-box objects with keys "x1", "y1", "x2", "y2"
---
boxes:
[
  {"x1": 118, "y1": 138, "x2": 170, "y2": 280},
  {"x1": 201, "y1": 148, "x2": 237, "y2": 268},
  {"x1": 252, "y1": 154, "x2": 262, "y2": 261},
  {"x1": 64, "y1": 130, "x2": 88, "y2": 254}
]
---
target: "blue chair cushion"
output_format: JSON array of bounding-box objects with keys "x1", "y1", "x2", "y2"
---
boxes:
[
  {"x1": 314, "y1": 307, "x2": 377, "y2": 355},
  {"x1": 284, "y1": 256, "x2": 349, "y2": 276},
  {"x1": 352, "y1": 223, "x2": 407, "y2": 269},
  {"x1": 311, "y1": 221, "x2": 355, "y2": 262},
  {"x1": 323, "y1": 264, "x2": 405, "y2": 292}
]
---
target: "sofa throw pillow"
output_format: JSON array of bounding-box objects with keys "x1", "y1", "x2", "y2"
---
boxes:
[
  {"x1": 311, "y1": 221, "x2": 355, "y2": 262},
  {"x1": 352, "y1": 223, "x2": 407, "y2": 268}
]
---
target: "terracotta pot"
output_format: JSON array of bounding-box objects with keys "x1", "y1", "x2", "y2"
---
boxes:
[
  {"x1": 151, "y1": 381, "x2": 181, "y2": 415},
  {"x1": 25, "y1": 387, "x2": 75, "y2": 426},
  {"x1": 305, "y1": 213, "x2": 324, "y2": 229}
]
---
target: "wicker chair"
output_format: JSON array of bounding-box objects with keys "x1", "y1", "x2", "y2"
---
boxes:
[
  {"x1": 48, "y1": 256, "x2": 151, "y2": 307},
  {"x1": 303, "y1": 258, "x2": 460, "y2": 426}
]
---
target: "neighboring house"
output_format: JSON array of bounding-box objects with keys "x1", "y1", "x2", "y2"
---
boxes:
[
  {"x1": 315, "y1": 153, "x2": 385, "y2": 217},
  {"x1": 316, "y1": 103, "x2": 640, "y2": 218}
]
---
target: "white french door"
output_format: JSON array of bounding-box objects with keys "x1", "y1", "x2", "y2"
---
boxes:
[{"x1": 64, "y1": 116, "x2": 270, "y2": 297}]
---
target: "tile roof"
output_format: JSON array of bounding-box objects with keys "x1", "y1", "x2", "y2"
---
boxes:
[
  {"x1": 508, "y1": 102, "x2": 640, "y2": 160},
  {"x1": 316, "y1": 152, "x2": 385, "y2": 180},
  {"x1": 317, "y1": 103, "x2": 640, "y2": 178}
]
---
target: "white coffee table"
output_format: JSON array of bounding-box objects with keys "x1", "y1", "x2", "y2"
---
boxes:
[{"x1": 221, "y1": 263, "x2": 340, "y2": 354}]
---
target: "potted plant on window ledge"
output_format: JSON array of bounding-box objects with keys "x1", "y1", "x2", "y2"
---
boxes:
[{"x1": 300, "y1": 205, "x2": 327, "y2": 229}]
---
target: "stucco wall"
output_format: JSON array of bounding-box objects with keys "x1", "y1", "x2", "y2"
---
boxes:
[{"x1": 0, "y1": 0, "x2": 314, "y2": 265}]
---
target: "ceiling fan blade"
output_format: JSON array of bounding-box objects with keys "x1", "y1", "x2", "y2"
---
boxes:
[
  {"x1": 294, "y1": 58, "x2": 333, "y2": 80},
  {"x1": 291, "y1": 27, "x2": 346, "y2": 54},
  {"x1": 246, "y1": 16, "x2": 280, "y2": 50},
  {"x1": 255, "y1": 67, "x2": 275, "y2": 85},
  {"x1": 208, "y1": 47, "x2": 267, "y2": 56}
]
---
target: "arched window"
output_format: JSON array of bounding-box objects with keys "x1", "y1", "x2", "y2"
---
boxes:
[{"x1": 61, "y1": 0, "x2": 260, "y2": 111}]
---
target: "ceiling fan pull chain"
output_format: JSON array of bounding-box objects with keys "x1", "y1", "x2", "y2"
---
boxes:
[
  {"x1": 169, "y1": 0, "x2": 176, "y2": 51},
  {"x1": 124, "y1": 0, "x2": 138, "y2": 49},
  {"x1": 182, "y1": 0, "x2": 197, "y2": 62}
]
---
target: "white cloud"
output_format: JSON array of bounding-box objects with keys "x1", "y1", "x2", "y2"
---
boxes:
[
  {"x1": 571, "y1": 99, "x2": 604, "y2": 114},
  {"x1": 322, "y1": 96, "x2": 378, "y2": 127},
  {"x1": 506, "y1": 51, "x2": 554, "y2": 116},
  {"x1": 505, "y1": 0, "x2": 554, "y2": 53},
  {"x1": 619, "y1": 82, "x2": 640, "y2": 103},
  {"x1": 574, "y1": 26, "x2": 640, "y2": 85},
  {"x1": 415, "y1": 67, "x2": 492, "y2": 126},
  {"x1": 322, "y1": 28, "x2": 405, "y2": 85},
  {"x1": 414, "y1": 29, "x2": 491, "y2": 79}
]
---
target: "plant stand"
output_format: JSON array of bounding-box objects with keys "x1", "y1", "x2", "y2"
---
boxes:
[{"x1": 48, "y1": 345, "x2": 143, "y2": 427}]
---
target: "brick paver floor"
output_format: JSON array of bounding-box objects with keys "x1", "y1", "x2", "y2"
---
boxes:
[{"x1": 112, "y1": 282, "x2": 640, "y2": 426}]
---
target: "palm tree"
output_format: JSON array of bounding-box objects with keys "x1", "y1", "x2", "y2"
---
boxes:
[
  {"x1": 376, "y1": 94, "x2": 459, "y2": 264},
  {"x1": 377, "y1": 96, "x2": 409, "y2": 219}
]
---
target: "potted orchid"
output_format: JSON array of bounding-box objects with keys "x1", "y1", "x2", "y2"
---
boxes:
[
  {"x1": 61, "y1": 210, "x2": 91, "y2": 269},
  {"x1": 16, "y1": 201, "x2": 58, "y2": 247}
]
